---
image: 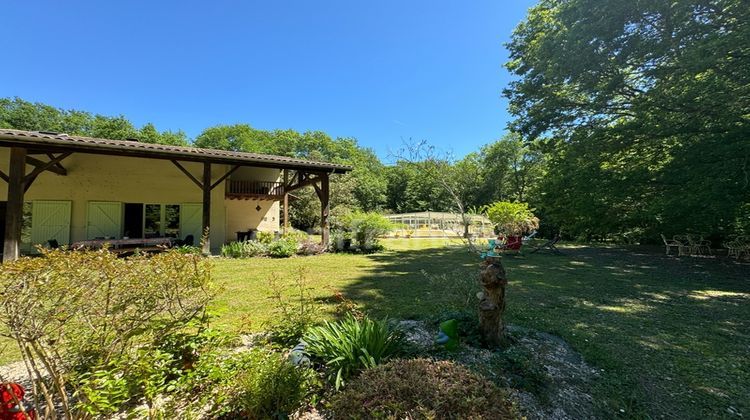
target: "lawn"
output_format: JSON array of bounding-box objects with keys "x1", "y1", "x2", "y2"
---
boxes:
[{"x1": 210, "y1": 238, "x2": 749, "y2": 419}]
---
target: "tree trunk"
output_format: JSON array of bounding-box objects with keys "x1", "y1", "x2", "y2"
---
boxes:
[{"x1": 478, "y1": 256, "x2": 507, "y2": 348}]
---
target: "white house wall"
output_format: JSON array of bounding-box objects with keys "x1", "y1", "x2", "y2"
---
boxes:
[{"x1": 0, "y1": 149, "x2": 281, "y2": 252}]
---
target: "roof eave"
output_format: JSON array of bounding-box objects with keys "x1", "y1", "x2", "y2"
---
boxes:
[{"x1": 0, "y1": 132, "x2": 352, "y2": 174}]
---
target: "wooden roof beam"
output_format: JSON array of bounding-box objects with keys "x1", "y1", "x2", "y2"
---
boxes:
[{"x1": 26, "y1": 154, "x2": 67, "y2": 176}]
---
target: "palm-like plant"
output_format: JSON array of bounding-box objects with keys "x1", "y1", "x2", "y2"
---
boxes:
[
  {"x1": 482, "y1": 201, "x2": 539, "y2": 235},
  {"x1": 303, "y1": 315, "x2": 403, "y2": 390}
]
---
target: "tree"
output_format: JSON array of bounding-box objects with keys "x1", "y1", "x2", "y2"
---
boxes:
[
  {"x1": 505, "y1": 0, "x2": 750, "y2": 241},
  {"x1": 478, "y1": 133, "x2": 544, "y2": 205},
  {"x1": 0, "y1": 97, "x2": 188, "y2": 145}
]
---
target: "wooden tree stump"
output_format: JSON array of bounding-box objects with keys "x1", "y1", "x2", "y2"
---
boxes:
[{"x1": 478, "y1": 256, "x2": 507, "y2": 348}]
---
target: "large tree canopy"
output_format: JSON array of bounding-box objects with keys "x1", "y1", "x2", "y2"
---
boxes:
[
  {"x1": 0, "y1": 97, "x2": 189, "y2": 146},
  {"x1": 505, "y1": 0, "x2": 750, "y2": 240}
]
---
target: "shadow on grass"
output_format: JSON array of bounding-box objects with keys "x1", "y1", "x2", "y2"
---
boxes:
[{"x1": 340, "y1": 241, "x2": 750, "y2": 418}]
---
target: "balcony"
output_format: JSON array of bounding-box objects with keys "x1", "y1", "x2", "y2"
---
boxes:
[{"x1": 226, "y1": 180, "x2": 285, "y2": 200}]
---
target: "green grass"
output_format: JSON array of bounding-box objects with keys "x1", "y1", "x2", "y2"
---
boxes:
[{"x1": 210, "y1": 238, "x2": 749, "y2": 418}]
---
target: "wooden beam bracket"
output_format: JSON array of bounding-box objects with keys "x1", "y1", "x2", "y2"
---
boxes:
[
  {"x1": 210, "y1": 165, "x2": 240, "y2": 190},
  {"x1": 23, "y1": 152, "x2": 72, "y2": 191},
  {"x1": 25, "y1": 154, "x2": 68, "y2": 176},
  {"x1": 171, "y1": 160, "x2": 203, "y2": 189}
]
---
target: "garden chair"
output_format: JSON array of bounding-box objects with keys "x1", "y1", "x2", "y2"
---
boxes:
[
  {"x1": 724, "y1": 236, "x2": 748, "y2": 259},
  {"x1": 673, "y1": 235, "x2": 692, "y2": 256},
  {"x1": 660, "y1": 234, "x2": 681, "y2": 256},
  {"x1": 686, "y1": 234, "x2": 712, "y2": 256},
  {"x1": 530, "y1": 234, "x2": 562, "y2": 255},
  {"x1": 522, "y1": 231, "x2": 538, "y2": 243}
]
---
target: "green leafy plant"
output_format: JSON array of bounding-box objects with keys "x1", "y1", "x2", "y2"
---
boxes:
[
  {"x1": 175, "y1": 348, "x2": 315, "y2": 419},
  {"x1": 256, "y1": 231, "x2": 275, "y2": 245},
  {"x1": 331, "y1": 211, "x2": 394, "y2": 252},
  {"x1": 483, "y1": 201, "x2": 539, "y2": 235},
  {"x1": 229, "y1": 349, "x2": 314, "y2": 418},
  {"x1": 268, "y1": 237, "x2": 298, "y2": 258},
  {"x1": 0, "y1": 249, "x2": 215, "y2": 418},
  {"x1": 74, "y1": 365, "x2": 131, "y2": 417},
  {"x1": 303, "y1": 314, "x2": 404, "y2": 390},
  {"x1": 221, "y1": 240, "x2": 269, "y2": 258},
  {"x1": 173, "y1": 245, "x2": 203, "y2": 255},
  {"x1": 282, "y1": 229, "x2": 309, "y2": 243},
  {"x1": 330, "y1": 358, "x2": 519, "y2": 418}
]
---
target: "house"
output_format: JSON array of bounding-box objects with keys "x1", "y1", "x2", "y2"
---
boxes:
[{"x1": 0, "y1": 129, "x2": 351, "y2": 261}]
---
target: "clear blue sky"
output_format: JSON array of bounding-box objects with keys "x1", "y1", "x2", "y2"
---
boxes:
[{"x1": 1, "y1": 0, "x2": 536, "y2": 159}]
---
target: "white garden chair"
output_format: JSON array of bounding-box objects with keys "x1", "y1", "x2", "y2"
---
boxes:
[
  {"x1": 724, "y1": 236, "x2": 748, "y2": 259},
  {"x1": 660, "y1": 234, "x2": 681, "y2": 256},
  {"x1": 673, "y1": 235, "x2": 692, "y2": 256},
  {"x1": 686, "y1": 234, "x2": 712, "y2": 256}
]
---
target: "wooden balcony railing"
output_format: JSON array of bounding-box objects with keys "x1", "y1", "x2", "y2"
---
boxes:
[{"x1": 226, "y1": 180, "x2": 285, "y2": 200}]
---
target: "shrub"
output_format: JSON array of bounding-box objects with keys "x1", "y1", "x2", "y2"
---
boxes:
[
  {"x1": 0, "y1": 249, "x2": 215, "y2": 417},
  {"x1": 268, "y1": 237, "x2": 298, "y2": 258},
  {"x1": 331, "y1": 211, "x2": 393, "y2": 252},
  {"x1": 221, "y1": 240, "x2": 268, "y2": 258},
  {"x1": 177, "y1": 348, "x2": 315, "y2": 419},
  {"x1": 283, "y1": 229, "x2": 309, "y2": 243},
  {"x1": 330, "y1": 358, "x2": 519, "y2": 419},
  {"x1": 256, "y1": 230, "x2": 276, "y2": 244},
  {"x1": 221, "y1": 241, "x2": 244, "y2": 258},
  {"x1": 303, "y1": 314, "x2": 404, "y2": 389},
  {"x1": 228, "y1": 349, "x2": 313, "y2": 418},
  {"x1": 350, "y1": 212, "x2": 394, "y2": 249}
]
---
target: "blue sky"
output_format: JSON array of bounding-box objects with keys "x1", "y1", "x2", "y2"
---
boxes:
[{"x1": 1, "y1": 0, "x2": 536, "y2": 160}]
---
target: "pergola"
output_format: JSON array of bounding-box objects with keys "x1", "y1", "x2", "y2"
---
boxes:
[{"x1": 0, "y1": 130, "x2": 351, "y2": 261}]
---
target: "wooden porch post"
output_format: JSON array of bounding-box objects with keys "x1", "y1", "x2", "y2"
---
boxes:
[
  {"x1": 3, "y1": 148, "x2": 27, "y2": 262},
  {"x1": 320, "y1": 173, "x2": 330, "y2": 247},
  {"x1": 283, "y1": 169, "x2": 289, "y2": 235},
  {"x1": 201, "y1": 162, "x2": 211, "y2": 255}
]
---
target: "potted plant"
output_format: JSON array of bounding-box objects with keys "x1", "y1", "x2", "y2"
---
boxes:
[{"x1": 482, "y1": 201, "x2": 539, "y2": 242}]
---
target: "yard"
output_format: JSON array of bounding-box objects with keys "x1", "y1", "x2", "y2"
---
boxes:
[
  {"x1": 0, "y1": 239, "x2": 746, "y2": 417},
  {"x1": 210, "y1": 238, "x2": 749, "y2": 418}
]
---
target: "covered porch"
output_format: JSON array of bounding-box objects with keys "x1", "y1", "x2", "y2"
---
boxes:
[{"x1": 0, "y1": 129, "x2": 350, "y2": 261}]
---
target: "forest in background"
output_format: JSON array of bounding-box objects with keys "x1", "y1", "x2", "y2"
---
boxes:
[{"x1": 1, "y1": 0, "x2": 748, "y2": 243}]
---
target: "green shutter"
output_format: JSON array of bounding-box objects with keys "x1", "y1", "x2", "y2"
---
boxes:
[
  {"x1": 87, "y1": 201, "x2": 123, "y2": 239},
  {"x1": 30, "y1": 200, "x2": 72, "y2": 249},
  {"x1": 180, "y1": 203, "x2": 203, "y2": 242}
]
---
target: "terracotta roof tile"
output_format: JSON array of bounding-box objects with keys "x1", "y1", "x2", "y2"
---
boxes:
[{"x1": 0, "y1": 129, "x2": 351, "y2": 173}]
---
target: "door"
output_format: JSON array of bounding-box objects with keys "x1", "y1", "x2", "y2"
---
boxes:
[
  {"x1": 180, "y1": 203, "x2": 202, "y2": 243},
  {"x1": 31, "y1": 201, "x2": 72, "y2": 248},
  {"x1": 87, "y1": 201, "x2": 123, "y2": 239}
]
